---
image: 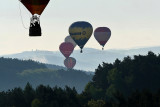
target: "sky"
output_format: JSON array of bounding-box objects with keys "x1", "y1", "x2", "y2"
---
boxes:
[{"x1": 0, "y1": 0, "x2": 160, "y2": 55}]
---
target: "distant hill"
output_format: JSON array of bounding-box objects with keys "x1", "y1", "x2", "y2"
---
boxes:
[
  {"x1": 2, "y1": 46, "x2": 160, "y2": 71},
  {"x1": 0, "y1": 57, "x2": 92, "y2": 93},
  {"x1": 108, "y1": 46, "x2": 160, "y2": 56}
]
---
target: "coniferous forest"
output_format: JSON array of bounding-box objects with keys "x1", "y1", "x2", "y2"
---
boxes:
[{"x1": 0, "y1": 51, "x2": 160, "y2": 107}]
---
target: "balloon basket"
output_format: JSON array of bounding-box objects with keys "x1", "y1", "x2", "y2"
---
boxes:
[
  {"x1": 80, "y1": 49, "x2": 83, "y2": 53},
  {"x1": 29, "y1": 14, "x2": 41, "y2": 36},
  {"x1": 29, "y1": 26, "x2": 41, "y2": 36}
]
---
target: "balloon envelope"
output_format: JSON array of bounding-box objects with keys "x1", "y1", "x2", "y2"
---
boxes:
[
  {"x1": 64, "y1": 57, "x2": 76, "y2": 69},
  {"x1": 59, "y1": 42, "x2": 74, "y2": 58},
  {"x1": 94, "y1": 27, "x2": 111, "y2": 47},
  {"x1": 65, "y1": 36, "x2": 77, "y2": 48},
  {"x1": 20, "y1": 0, "x2": 50, "y2": 15},
  {"x1": 69, "y1": 21, "x2": 93, "y2": 51}
]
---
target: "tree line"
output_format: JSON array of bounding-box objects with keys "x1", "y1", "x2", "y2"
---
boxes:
[{"x1": 0, "y1": 83, "x2": 160, "y2": 107}]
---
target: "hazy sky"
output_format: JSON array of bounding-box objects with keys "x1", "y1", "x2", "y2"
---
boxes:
[{"x1": 0, "y1": 0, "x2": 160, "y2": 55}]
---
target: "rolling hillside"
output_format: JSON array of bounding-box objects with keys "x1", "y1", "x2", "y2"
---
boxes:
[{"x1": 0, "y1": 57, "x2": 92, "y2": 93}]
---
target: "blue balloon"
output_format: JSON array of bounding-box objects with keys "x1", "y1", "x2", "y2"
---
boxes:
[{"x1": 69, "y1": 21, "x2": 93, "y2": 53}]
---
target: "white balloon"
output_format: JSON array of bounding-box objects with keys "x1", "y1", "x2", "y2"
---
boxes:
[{"x1": 65, "y1": 35, "x2": 77, "y2": 48}]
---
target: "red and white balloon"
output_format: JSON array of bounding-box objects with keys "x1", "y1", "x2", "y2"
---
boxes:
[{"x1": 94, "y1": 27, "x2": 111, "y2": 50}]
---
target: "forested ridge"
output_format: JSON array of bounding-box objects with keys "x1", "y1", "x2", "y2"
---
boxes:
[
  {"x1": 0, "y1": 57, "x2": 46, "y2": 73},
  {"x1": 0, "y1": 52, "x2": 160, "y2": 107},
  {"x1": 0, "y1": 57, "x2": 92, "y2": 93},
  {"x1": 85, "y1": 51, "x2": 160, "y2": 99}
]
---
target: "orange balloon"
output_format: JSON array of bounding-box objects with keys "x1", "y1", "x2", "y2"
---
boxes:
[{"x1": 20, "y1": 0, "x2": 50, "y2": 15}]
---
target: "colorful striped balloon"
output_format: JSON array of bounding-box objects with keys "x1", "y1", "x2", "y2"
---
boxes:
[{"x1": 64, "y1": 57, "x2": 76, "y2": 69}]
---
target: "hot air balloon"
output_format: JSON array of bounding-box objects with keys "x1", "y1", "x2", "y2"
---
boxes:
[
  {"x1": 69, "y1": 21, "x2": 93, "y2": 53},
  {"x1": 59, "y1": 42, "x2": 74, "y2": 58},
  {"x1": 65, "y1": 35, "x2": 77, "y2": 48},
  {"x1": 20, "y1": 0, "x2": 50, "y2": 36},
  {"x1": 64, "y1": 57, "x2": 76, "y2": 69},
  {"x1": 94, "y1": 27, "x2": 111, "y2": 50}
]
